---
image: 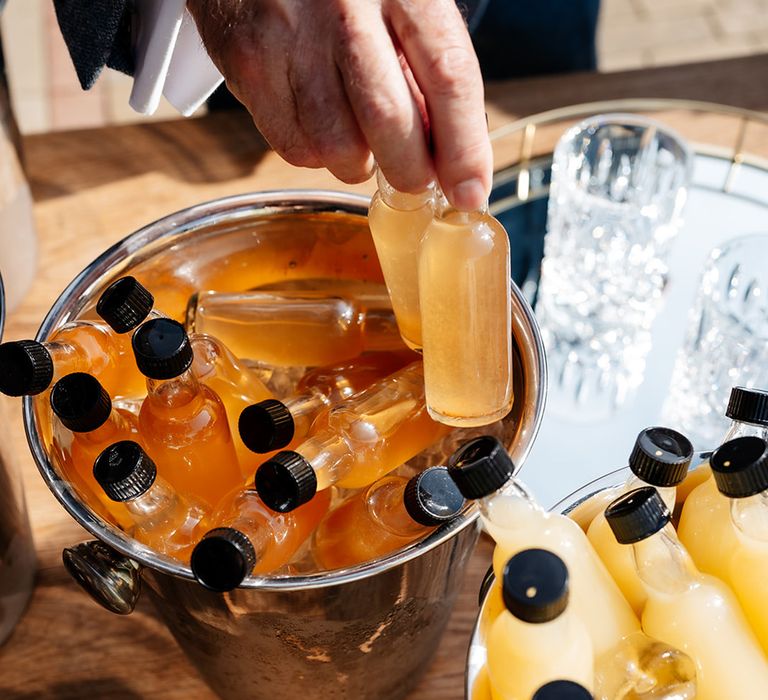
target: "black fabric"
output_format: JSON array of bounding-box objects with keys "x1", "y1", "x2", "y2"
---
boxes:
[{"x1": 53, "y1": 0, "x2": 135, "y2": 89}]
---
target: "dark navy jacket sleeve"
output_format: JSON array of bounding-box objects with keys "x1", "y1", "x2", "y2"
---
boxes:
[{"x1": 52, "y1": 0, "x2": 135, "y2": 90}]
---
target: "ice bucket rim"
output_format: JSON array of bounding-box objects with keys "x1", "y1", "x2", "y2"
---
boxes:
[{"x1": 23, "y1": 189, "x2": 547, "y2": 590}]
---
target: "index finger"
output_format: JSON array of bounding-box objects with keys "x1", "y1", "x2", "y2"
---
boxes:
[{"x1": 388, "y1": 0, "x2": 492, "y2": 211}]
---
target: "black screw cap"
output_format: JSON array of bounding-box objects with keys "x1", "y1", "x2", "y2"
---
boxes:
[
  {"x1": 96, "y1": 276, "x2": 154, "y2": 334},
  {"x1": 605, "y1": 487, "x2": 671, "y2": 545},
  {"x1": 403, "y1": 466, "x2": 465, "y2": 526},
  {"x1": 628, "y1": 426, "x2": 693, "y2": 487},
  {"x1": 447, "y1": 436, "x2": 515, "y2": 500},
  {"x1": 711, "y1": 436, "x2": 768, "y2": 498},
  {"x1": 533, "y1": 681, "x2": 593, "y2": 700},
  {"x1": 132, "y1": 318, "x2": 193, "y2": 380},
  {"x1": 502, "y1": 548, "x2": 569, "y2": 624},
  {"x1": 726, "y1": 386, "x2": 768, "y2": 427},
  {"x1": 93, "y1": 440, "x2": 157, "y2": 501},
  {"x1": 50, "y1": 372, "x2": 112, "y2": 432},
  {"x1": 0, "y1": 340, "x2": 54, "y2": 396},
  {"x1": 239, "y1": 400, "x2": 295, "y2": 453},
  {"x1": 191, "y1": 528, "x2": 257, "y2": 592},
  {"x1": 255, "y1": 451, "x2": 318, "y2": 513}
]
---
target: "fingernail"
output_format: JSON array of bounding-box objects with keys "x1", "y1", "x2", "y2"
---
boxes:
[{"x1": 450, "y1": 179, "x2": 487, "y2": 211}]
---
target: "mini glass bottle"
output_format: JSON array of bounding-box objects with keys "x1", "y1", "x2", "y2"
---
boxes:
[
  {"x1": 254, "y1": 362, "x2": 449, "y2": 512},
  {"x1": 679, "y1": 385, "x2": 768, "y2": 574},
  {"x1": 238, "y1": 351, "x2": 415, "y2": 454},
  {"x1": 190, "y1": 488, "x2": 332, "y2": 591},
  {"x1": 368, "y1": 168, "x2": 434, "y2": 350},
  {"x1": 132, "y1": 317, "x2": 241, "y2": 509},
  {"x1": 313, "y1": 466, "x2": 465, "y2": 569},
  {"x1": 93, "y1": 440, "x2": 208, "y2": 560},
  {"x1": 186, "y1": 289, "x2": 403, "y2": 367},
  {"x1": 605, "y1": 487, "x2": 768, "y2": 700},
  {"x1": 708, "y1": 436, "x2": 768, "y2": 654},
  {"x1": 587, "y1": 426, "x2": 693, "y2": 614},
  {"x1": 486, "y1": 549, "x2": 594, "y2": 700},
  {"x1": 447, "y1": 436, "x2": 639, "y2": 657},
  {"x1": 418, "y1": 192, "x2": 513, "y2": 427},
  {"x1": 50, "y1": 372, "x2": 138, "y2": 526},
  {"x1": 0, "y1": 276, "x2": 154, "y2": 399}
]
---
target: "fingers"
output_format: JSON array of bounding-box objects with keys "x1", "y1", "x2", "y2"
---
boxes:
[
  {"x1": 388, "y1": 0, "x2": 492, "y2": 210},
  {"x1": 334, "y1": 4, "x2": 434, "y2": 193}
]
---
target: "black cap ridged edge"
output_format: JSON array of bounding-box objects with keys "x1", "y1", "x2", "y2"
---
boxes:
[
  {"x1": 238, "y1": 400, "x2": 296, "y2": 453},
  {"x1": 532, "y1": 680, "x2": 593, "y2": 700},
  {"x1": 96, "y1": 276, "x2": 155, "y2": 334},
  {"x1": 502, "y1": 548, "x2": 569, "y2": 624},
  {"x1": 711, "y1": 436, "x2": 768, "y2": 498},
  {"x1": 628, "y1": 426, "x2": 693, "y2": 487},
  {"x1": 447, "y1": 436, "x2": 515, "y2": 499},
  {"x1": 726, "y1": 386, "x2": 768, "y2": 427},
  {"x1": 403, "y1": 467, "x2": 465, "y2": 526},
  {"x1": 0, "y1": 340, "x2": 54, "y2": 395},
  {"x1": 93, "y1": 441, "x2": 157, "y2": 501},
  {"x1": 255, "y1": 451, "x2": 318, "y2": 512},
  {"x1": 50, "y1": 373, "x2": 112, "y2": 432},
  {"x1": 131, "y1": 318, "x2": 193, "y2": 380},
  {"x1": 191, "y1": 527, "x2": 257, "y2": 592},
  {"x1": 605, "y1": 487, "x2": 671, "y2": 545}
]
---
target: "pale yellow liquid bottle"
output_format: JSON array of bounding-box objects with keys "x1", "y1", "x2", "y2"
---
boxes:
[
  {"x1": 93, "y1": 441, "x2": 209, "y2": 561},
  {"x1": 678, "y1": 385, "x2": 768, "y2": 575},
  {"x1": 190, "y1": 488, "x2": 332, "y2": 590},
  {"x1": 186, "y1": 289, "x2": 402, "y2": 367},
  {"x1": 133, "y1": 318, "x2": 242, "y2": 509},
  {"x1": 313, "y1": 466, "x2": 464, "y2": 569},
  {"x1": 486, "y1": 548, "x2": 593, "y2": 700},
  {"x1": 49, "y1": 372, "x2": 139, "y2": 529},
  {"x1": 706, "y1": 435, "x2": 768, "y2": 654},
  {"x1": 419, "y1": 195, "x2": 513, "y2": 427},
  {"x1": 255, "y1": 361, "x2": 449, "y2": 512},
  {"x1": 448, "y1": 436, "x2": 639, "y2": 657},
  {"x1": 368, "y1": 169, "x2": 434, "y2": 349},
  {"x1": 605, "y1": 486, "x2": 768, "y2": 700},
  {"x1": 238, "y1": 351, "x2": 416, "y2": 454},
  {"x1": 587, "y1": 426, "x2": 693, "y2": 615}
]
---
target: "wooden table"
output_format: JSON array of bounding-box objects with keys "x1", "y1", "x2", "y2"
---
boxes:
[{"x1": 1, "y1": 54, "x2": 767, "y2": 698}]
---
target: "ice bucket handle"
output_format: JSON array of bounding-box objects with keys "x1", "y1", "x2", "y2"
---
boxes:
[{"x1": 62, "y1": 541, "x2": 142, "y2": 615}]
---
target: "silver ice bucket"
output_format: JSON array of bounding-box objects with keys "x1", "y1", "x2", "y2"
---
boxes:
[{"x1": 23, "y1": 192, "x2": 547, "y2": 700}]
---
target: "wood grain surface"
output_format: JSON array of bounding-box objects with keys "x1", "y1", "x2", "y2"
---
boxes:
[{"x1": 0, "y1": 55, "x2": 766, "y2": 698}]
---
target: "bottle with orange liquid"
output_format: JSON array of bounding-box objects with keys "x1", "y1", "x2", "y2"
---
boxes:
[
  {"x1": 93, "y1": 441, "x2": 208, "y2": 560},
  {"x1": 486, "y1": 549, "x2": 594, "y2": 700},
  {"x1": 190, "y1": 488, "x2": 331, "y2": 591},
  {"x1": 313, "y1": 466, "x2": 464, "y2": 570},
  {"x1": 605, "y1": 487, "x2": 768, "y2": 700},
  {"x1": 678, "y1": 386, "x2": 768, "y2": 574},
  {"x1": 238, "y1": 351, "x2": 415, "y2": 454},
  {"x1": 50, "y1": 372, "x2": 138, "y2": 525},
  {"x1": 587, "y1": 426, "x2": 692, "y2": 614},
  {"x1": 132, "y1": 318, "x2": 241, "y2": 509},
  {"x1": 186, "y1": 289, "x2": 403, "y2": 367},
  {"x1": 447, "y1": 436, "x2": 638, "y2": 657},
  {"x1": 254, "y1": 362, "x2": 449, "y2": 512},
  {"x1": 704, "y1": 436, "x2": 768, "y2": 654},
  {"x1": 0, "y1": 276, "x2": 154, "y2": 399},
  {"x1": 418, "y1": 193, "x2": 513, "y2": 427},
  {"x1": 368, "y1": 168, "x2": 434, "y2": 350}
]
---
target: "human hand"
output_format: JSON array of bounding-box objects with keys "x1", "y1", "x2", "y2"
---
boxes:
[{"x1": 187, "y1": 0, "x2": 492, "y2": 211}]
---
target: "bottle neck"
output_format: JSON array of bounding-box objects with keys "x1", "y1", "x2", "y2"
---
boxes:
[
  {"x1": 227, "y1": 498, "x2": 272, "y2": 567},
  {"x1": 285, "y1": 392, "x2": 327, "y2": 436},
  {"x1": 631, "y1": 525, "x2": 697, "y2": 596},
  {"x1": 731, "y1": 491, "x2": 768, "y2": 544},
  {"x1": 77, "y1": 408, "x2": 130, "y2": 444},
  {"x1": 45, "y1": 340, "x2": 88, "y2": 377},
  {"x1": 299, "y1": 430, "x2": 354, "y2": 490},
  {"x1": 367, "y1": 476, "x2": 426, "y2": 538},
  {"x1": 146, "y1": 369, "x2": 203, "y2": 410},
  {"x1": 126, "y1": 477, "x2": 179, "y2": 528},
  {"x1": 479, "y1": 478, "x2": 542, "y2": 530},
  {"x1": 724, "y1": 420, "x2": 768, "y2": 441},
  {"x1": 625, "y1": 475, "x2": 677, "y2": 511},
  {"x1": 376, "y1": 168, "x2": 433, "y2": 211}
]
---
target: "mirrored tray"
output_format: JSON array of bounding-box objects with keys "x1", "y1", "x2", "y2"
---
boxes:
[{"x1": 488, "y1": 99, "x2": 768, "y2": 508}]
